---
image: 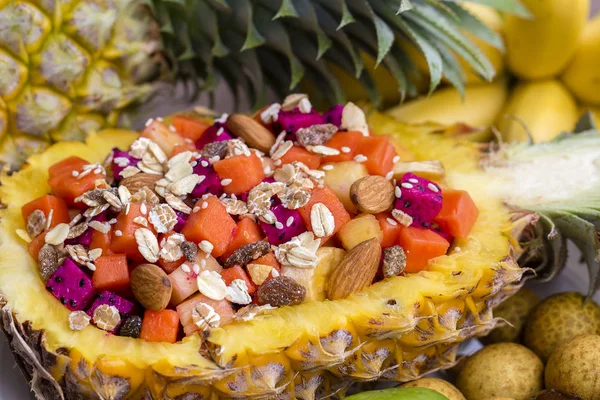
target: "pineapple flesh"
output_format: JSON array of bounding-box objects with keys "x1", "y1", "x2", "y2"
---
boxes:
[{"x1": 0, "y1": 113, "x2": 529, "y2": 399}]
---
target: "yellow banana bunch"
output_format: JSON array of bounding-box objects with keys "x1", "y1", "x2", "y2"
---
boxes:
[
  {"x1": 496, "y1": 80, "x2": 579, "y2": 143},
  {"x1": 562, "y1": 15, "x2": 600, "y2": 105},
  {"x1": 504, "y1": 0, "x2": 589, "y2": 79},
  {"x1": 386, "y1": 81, "x2": 508, "y2": 141}
]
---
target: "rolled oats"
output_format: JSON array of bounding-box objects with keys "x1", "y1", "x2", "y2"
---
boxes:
[
  {"x1": 220, "y1": 197, "x2": 248, "y2": 215},
  {"x1": 164, "y1": 192, "x2": 192, "y2": 214},
  {"x1": 148, "y1": 204, "x2": 178, "y2": 233},
  {"x1": 165, "y1": 162, "x2": 193, "y2": 182},
  {"x1": 192, "y1": 303, "x2": 220, "y2": 333},
  {"x1": 247, "y1": 182, "x2": 285, "y2": 224},
  {"x1": 83, "y1": 203, "x2": 110, "y2": 218},
  {"x1": 168, "y1": 151, "x2": 193, "y2": 169},
  {"x1": 226, "y1": 139, "x2": 251, "y2": 157},
  {"x1": 93, "y1": 304, "x2": 121, "y2": 331},
  {"x1": 196, "y1": 270, "x2": 227, "y2": 301},
  {"x1": 135, "y1": 228, "x2": 159, "y2": 262},
  {"x1": 225, "y1": 279, "x2": 252, "y2": 305},
  {"x1": 129, "y1": 137, "x2": 151, "y2": 158},
  {"x1": 88, "y1": 248, "x2": 103, "y2": 261},
  {"x1": 88, "y1": 220, "x2": 110, "y2": 234},
  {"x1": 341, "y1": 102, "x2": 369, "y2": 136},
  {"x1": 120, "y1": 166, "x2": 141, "y2": 178},
  {"x1": 275, "y1": 232, "x2": 321, "y2": 269},
  {"x1": 27, "y1": 210, "x2": 47, "y2": 238},
  {"x1": 159, "y1": 233, "x2": 185, "y2": 262},
  {"x1": 133, "y1": 216, "x2": 149, "y2": 227},
  {"x1": 270, "y1": 140, "x2": 293, "y2": 160},
  {"x1": 281, "y1": 93, "x2": 308, "y2": 111},
  {"x1": 310, "y1": 203, "x2": 335, "y2": 238},
  {"x1": 305, "y1": 145, "x2": 340, "y2": 156},
  {"x1": 168, "y1": 174, "x2": 202, "y2": 196},
  {"x1": 103, "y1": 190, "x2": 122, "y2": 210},
  {"x1": 66, "y1": 244, "x2": 90, "y2": 264},
  {"x1": 45, "y1": 223, "x2": 70, "y2": 245},
  {"x1": 67, "y1": 222, "x2": 88, "y2": 239},
  {"x1": 69, "y1": 311, "x2": 91, "y2": 331},
  {"x1": 391, "y1": 209, "x2": 413, "y2": 227}
]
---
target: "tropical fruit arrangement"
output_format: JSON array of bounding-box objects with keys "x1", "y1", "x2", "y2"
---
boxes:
[{"x1": 1, "y1": 0, "x2": 600, "y2": 399}]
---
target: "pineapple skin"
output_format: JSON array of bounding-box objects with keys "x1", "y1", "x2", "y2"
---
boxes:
[
  {"x1": 0, "y1": 0, "x2": 159, "y2": 167},
  {"x1": 0, "y1": 115, "x2": 525, "y2": 399}
]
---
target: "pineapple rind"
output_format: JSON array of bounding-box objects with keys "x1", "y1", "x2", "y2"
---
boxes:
[{"x1": 0, "y1": 115, "x2": 521, "y2": 399}]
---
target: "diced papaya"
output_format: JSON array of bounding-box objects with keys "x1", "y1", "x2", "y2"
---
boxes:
[
  {"x1": 299, "y1": 185, "x2": 350, "y2": 241},
  {"x1": 172, "y1": 116, "x2": 210, "y2": 142},
  {"x1": 181, "y1": 196, "x2": 236, "y2": 257},
  {"x1": 213, "y1": 153, "x2": 265, "y2": 195},
  {"x1": 169, "y1": 254, "x2": 222, "y2": 306},
  {"x1": 376, "y1": 213, "x2": 402, "y2": 248},
  {"x1": 321, "y1": 131, "x2": 364, "y2": 163},
  {"x1": 176, "y1": 293, "x2": 235, "y2": 336},
  {"x1": 48, "y1": 157, "x2": 104, "y2": 206},
  {"x1": 48, "y1": 156, "x2": 88, "y2": 179},
  {"x1": 396, "y1": 226, "x2": 450, "y2": 273},
  {"x1": 110, "y1": 203, "x2": 156, "y2": 261},
  {"x1": 221, "y1": 265, "x2": 256, "y2": 294},
  {"x1": 222, "y1": 217, "x2": 264, "y2": 260},
  {"x1": 89, "y1": 230, "x2": 113, "y2": 256},
  {"x1": 158, "y1": 258, "x2": 185, "y2": 274},
  {"x1": 434, "y1": 189, "x2": 479, "y2": 238},
  {"x1": 356, "y1": 136, "x2": 397, "y2": 176},
  {"x1": 140, "y1": 309, "x2": 180, "y2": 343},
  {"x1": 252, "y1": 252, "x2": 281, "y2": 272},
  {"x1": 141, "y1": 119, "x2": 186, "y2": 156},
  {"x1": 22, "y1": 194, "x2": 70, "y2": 229},
  {"x1": 28, "y1": 233, "x2": 46, "y2": 260},
  {"x1": 92, "y1": 254, "x2": 130, "y2": 293},
  {"x1": 279, "y1": 146, "x2": 321, "y2": 170}
]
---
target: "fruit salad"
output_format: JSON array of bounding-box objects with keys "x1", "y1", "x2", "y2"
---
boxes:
[{"x1": 21, "y1": 94, "x2": 479, "y2": 343}]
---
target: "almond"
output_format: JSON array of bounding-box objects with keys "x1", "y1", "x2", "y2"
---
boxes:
[
  {"x1": 350, "y1": 175, "x2": 395, "y2": 214},
  {"x1": 327, "y1": 238, "x2": 381, "y2": 300},
  {"x1": 226, "y1": 114, "x2": 276, "y2": 153},
  {"x1": 130, "y1": 263, "x2": 172, "y2": 311},
  {"x1": 120, "y1": 173, "x2": 162, "y2": 194}
]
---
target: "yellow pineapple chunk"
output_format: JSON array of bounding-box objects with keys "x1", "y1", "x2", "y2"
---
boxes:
[
  {"x1": 337, "y1": 213, "x2": 383, "y2": 250},
  {"x1": 323, "y1": 161, "x2": 368, "y2": 212},
  {"x1": 282, "y1": 247, "x2": 345, "y2": 302}
]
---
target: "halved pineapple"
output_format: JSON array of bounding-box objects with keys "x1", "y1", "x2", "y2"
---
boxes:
[{"x1": 4, "y1": 109, "x2": 587, "y2": 399}]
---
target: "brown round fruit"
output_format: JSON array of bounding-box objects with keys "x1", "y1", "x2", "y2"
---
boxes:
[
  {"x1": 456, "y1": 343, "x2": 543, "y2": 400},
  {"x1": 545, "y1": 334, "x2": 600, "y2": 400},
  {"x1": 483, "y1": 287, "x2": 540, "y2": 344},
  {"x1": 523, "y1": 292, "x2": 600, "y2": 362},
  {"x1": 130, "y1": 263, "x2": 172, "y2": 311},
  {"x1": 401, "y1": 378, "x2": 466, "y2": 400}
]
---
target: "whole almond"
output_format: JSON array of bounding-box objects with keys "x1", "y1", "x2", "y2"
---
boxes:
[
  {"x1": 226, "y1": 114, "x2": 276, "y2": 153},
  {"x1": 350, "y1": 175, "x2": 395, "y2": 214},
  {"x1": 327, "y1": 238, "x2": 381, "y2": 300},
  {"x1": 120, "y1": 173, "x2": 162, "y2": 194},
  {"x1": 130, "y1": 263, "x2": 172, "y2": 311}
]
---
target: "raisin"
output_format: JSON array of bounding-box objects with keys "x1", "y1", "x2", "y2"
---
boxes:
[
  {"x1": 181, "y1": 241, "x2": 198, "y2": 262},
  {"x1": 257, "y1": 276, "x2": 306, "y2": 307},
  {"x1": 224, "y1": 241, "x2": 270, "y2": 268},
  {"x1": 383, "y1": 246, "x2": 406, "y2": 278},
  {"x1": 119, "y1": 316, "x2": 142, "y2": 338},
  {"x1": 200, "y1": 141, "x2": 228, "y2": 159}
]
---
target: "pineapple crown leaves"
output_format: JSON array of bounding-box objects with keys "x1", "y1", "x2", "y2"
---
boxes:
[
  {"x1": 485, "y1": 116, "x2": 600, "y2": 300},
  {"x1": 148, "y1": 0, "x2": 526, "y2": 109}
]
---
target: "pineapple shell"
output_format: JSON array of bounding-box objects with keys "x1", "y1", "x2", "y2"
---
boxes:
[{"x1": 0, "y1": 120, "x2": 525, "y2": 399}]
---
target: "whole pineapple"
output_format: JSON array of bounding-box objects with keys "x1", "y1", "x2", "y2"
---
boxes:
[{"x1": 0, "y1": 0, "x2": 526, "y2": 167}]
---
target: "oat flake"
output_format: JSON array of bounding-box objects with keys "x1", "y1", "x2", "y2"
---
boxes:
[
  {"x1": 69, "y1": 311, "x2": 91, "y2": 331},
  {"x1": 93, "y1": 304, "x2": 121, "y2": 331}
]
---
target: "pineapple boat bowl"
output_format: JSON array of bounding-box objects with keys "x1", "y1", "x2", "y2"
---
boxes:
[{"x1": 2, "y1": 95, "x2": 598, "y2": 400}]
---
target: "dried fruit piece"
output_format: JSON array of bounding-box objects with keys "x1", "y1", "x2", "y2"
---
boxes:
[
  {"x1": 296, "y1": 124, "x2": 338, "y2": 147},
  {"x1": 225, "y1": 279, "x2": 252, "y2": 305},
  {"x1": 226, "y1": 114, "x2": 276, "y2": 153},
  {"x1": 382, "y1": 246, "x2": 406, "y2": 278},
  {"x1": 38, "y1": 244, "x2": 59, "y2": 282},
  {"x1": 93, "y1": 304, "x2": 121, "y2": 331},
  {"x1": 27, "y1": 209, "x2": 47, "y2": 237},
  {"x1": 119, "y1": 316, "x2": 143, "y2": 338},
  {"x1": 224, "y1": 241, "x2": 270, "y2": 268},
  {"x1": 200, "y1": 141, "x2": 229, "y2": 159},
  {"x1": 310, "y1": 203, "x2": 335, "y2": 238},
  {"x1": 350, "y1": 175, "x2": 395, "y2": 214},
  {"x1": 192, "y1": 303, "x2": 220, "y2": 333},
  {"x1": 258, "y1": 276, "x2": 306, "y2": 307},
  {"x1": 196, "y1": 270, "x2": 227, "y2": 301},
  {"x1": 130, "y1": 264, "x2": 172, "y2": 311},
  {"x1": 247, "y1": 263, "x2": 274, "y2": 285},
  {"x1": 68, "y1": 311, "x2": 91, "y2": 331},
  {"x1": 180, "y1": 241, "x2": 198, "y2": 262},
  {"x1": 135, "y1": 228, "x2": 159, "y2": 263}
]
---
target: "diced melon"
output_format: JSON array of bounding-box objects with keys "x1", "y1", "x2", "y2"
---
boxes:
[
  {"x1": 323, "y1": 161, "x2": 369, "y2": 212},
  {"x1": 176, "y1": 293, "x2": 235, "y2": 337},
  {"x1": 337, "y1": 214, "x2": 383, "y2": 250},
  {"x1": 169, "y1": 252, "x2": 222, "y2": 306}
]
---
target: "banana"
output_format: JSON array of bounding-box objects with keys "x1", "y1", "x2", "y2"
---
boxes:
[
  {"x1": 504, "y1": 0, "x2": 589, "y2": 79},
  {"x1": 386, "y1": 81, "x2": 508, "y2": 141},
  {"x1": 496, "y1": 80, "x2": 579, "y2": 143},
  {"x1": 562, "y1": 15, "x2": 600, "y2": 105}
]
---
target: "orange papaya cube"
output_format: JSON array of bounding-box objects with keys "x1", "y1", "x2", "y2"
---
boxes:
[
  {"x1": 222, "y1": 217, "x2": 264, "y2": 260},
  {"x1": 48, "y1": 157, "x2": 104, "y2": 207},
  {"x1": 172, "y1": 116, "x2": 210, "y2": 142},
  {"x1": 48, "y1": 156, "x2": 88, "y2": 179},
  {"x1": 434, "y1": 189, "x2": 479, "y2": 238},
  {"x1": 321, "y1": 131, "x2": 364, "y2": 163},
  {"x1": 376, "y1": 213, "x2": 402, "y2": 248},
  {"x1": 279, "y1": 146, "x2": 321, "y2": 170},
  {"x1": 298, "y1": 185, "x2": 350, "y2": 241},
  {"x1": 92, "y1": 254, "x2": 130, "y2": 293},
  {"x1": 221, "y1": 265, "x2": 256, "y2": 294},
  {"x1": 110, "y1": 202, "x2": 156, "y2": 261},
  {"x1": 89, "y1": 230, "x2": 113, "y2": 256},
  {"x1": 22, "y1": 194, "x2": 70, "y2": 229},
  {"x1": 140, "y1": 309, "x2": 180, "y2": 343},
  {"x1": 396, "y1": 226, "x2": 450, "y2": 273},
  {"x1": 356, "y1": 136, "x2": 397, "y2": 176},
  {"x1": 28, "y1": 233, "x2": 46, "y2": 260},
  {"x1": 141, "y1": 119, "x2": 186, "y2": 157},
  {"x1": 213, "y1": 153, "x2": 265, "y2": 195},
  {"x1": 158, "y1": 258, "x2": 186, "y2": 275},
  {"x1": 176, "y1": 293, "x2": 235, "y2": 336},
  {"x1": 181, "y1": 196, "x2": 236, "y2": 257}
]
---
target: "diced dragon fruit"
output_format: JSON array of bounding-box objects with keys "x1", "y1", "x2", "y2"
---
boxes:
[
  {"x1": 322, "y1": 105, "x2": 344, "y2": 127},
  {"x1": 174, "y1": 211, "x2": 188, "y2": 232},
  {"x1": 46, "y1": 259, "x2": 95, "y2": 311},
  {"x1": 192, "y1": 159, "x2": 224, "y2": 197},
  {"x1": 278, "y1": 109, "x2": 324, "y2": 134},
  {"x1": 195, "y1": 122, "x2": 233, "y2": 151},
  {"x1": 260, "y1": 203, "x2": 306, "y2": 245},
  {"x1": 87, "y1": 291, "x2": 136, "y2": 318},
  {"x1": 394, "y1": 173, "x2": 443, "y2": 228},
  {"x1": 111, "y1": 148, "x2": 140, "y2": 181}
]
